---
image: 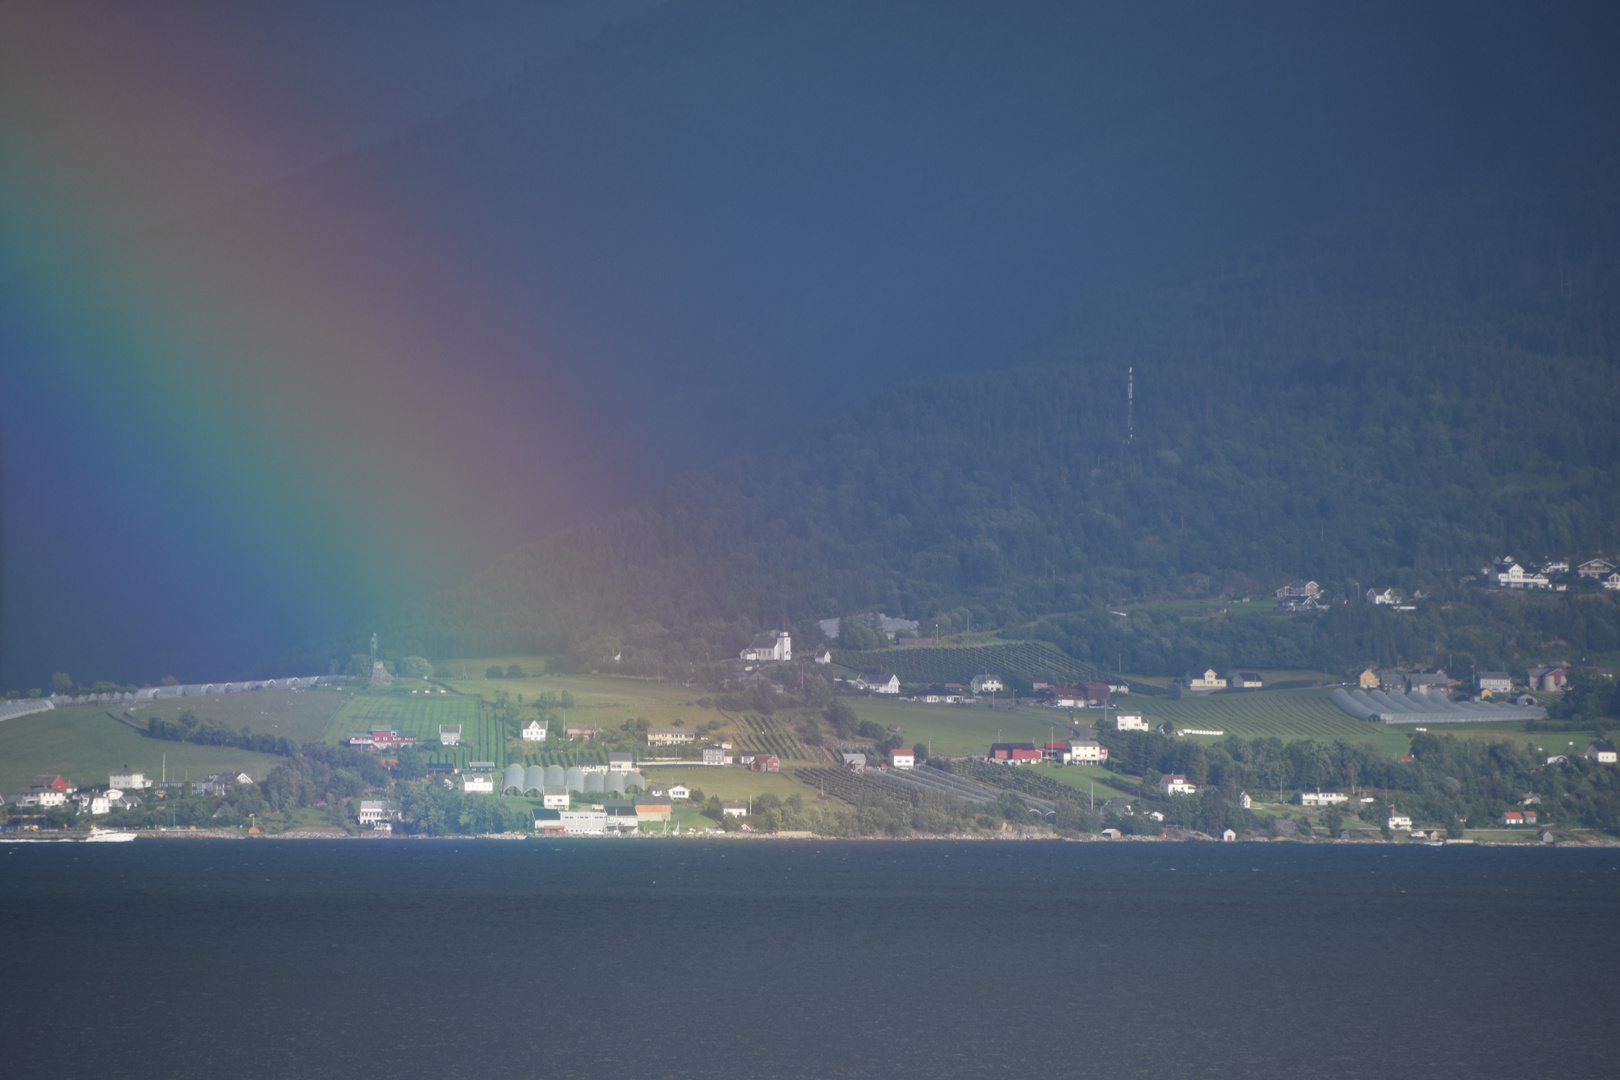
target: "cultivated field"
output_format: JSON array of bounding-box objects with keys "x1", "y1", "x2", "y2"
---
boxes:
[
  {"x1": 0, "y1": 705, "x2": 288, "y2": 793},
  {"x1": 324, "y1": 692, "x2": 490, "y2": 766},
  {"x1": 133, "y1": 686, "x2": 355, "y2": 746}
]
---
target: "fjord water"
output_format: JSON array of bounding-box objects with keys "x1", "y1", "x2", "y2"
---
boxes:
[{"x1": 3, "y1": 841, "x2": 1615, "y2": 1078}]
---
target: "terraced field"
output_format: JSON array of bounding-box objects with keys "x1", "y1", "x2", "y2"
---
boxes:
[
  {"x1": 831, "y1": 642, "x2": 1108, "y2": 686},
  {"x1": 794, "y1": 766, "x2": 912, "y2": 808},
  {"x1": 736, "y1": 713, "x2": 827, "y2": 762}
]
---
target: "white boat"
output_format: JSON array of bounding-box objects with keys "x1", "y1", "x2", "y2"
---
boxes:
[{"x1": 83, "y1": 830, "x2": 137, "y2": 842}]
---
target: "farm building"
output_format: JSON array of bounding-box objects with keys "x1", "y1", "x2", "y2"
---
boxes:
[
  {"x1": 1299, "y1": 788, "x2": 1348, "y2": 806},
  {"x1": 532, "y1": 809, "x2": 565, "y2": 835},
  {"x1": 989, "y1": 743, "x2": 1041, "y2": 764},
  {"x1": 439, "y1": 725, "x2": 462, "y2": 746},
  {"x1": 647, "y1": 727, "x2": 697, "y2": 746}
]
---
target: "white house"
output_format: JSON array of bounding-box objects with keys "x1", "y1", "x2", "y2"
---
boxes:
[
  {"x1": 608, "y1": 753, "x2": 636, "y2": 772},
  {"x1": 647, "y1": 727, "x2": 697, "y2": 746},
  {"x1": 1067, "y1": 739, "x2": 1108, "y2": 764},
  {"x1": 740, "y1": 631, "x2": 792, "y2": 662},
  {"x1": 667, "y1": 784, "x2": 690, "y2": 800},
  {"x1": 890, "y1": 749, "x2": 915, "y2": 770},
  {"x1": 1477, "y1": 672, "x2": 1513, "y2": 695},
  {"x1": 1387, "y1": 813, "x2": 1413, "y2": 831},
  {"x1": 1576, "y1": 558, "x2": 1615, "y2": 579},
  {"x1": 1492, "y1": 561, "x2": 1551, "y2": 589},
  {"x1": 722, "y1": 801, "x2": 748, "y2": 817},
  {"x1": 702, "y1": 745, "x2": 727, "y2": 765},
  {"x1": 814, "y1": 648, "x2": 832, "y2": 664},
  {"x1": 86, "y1": 794, "x2": 111, "y2": 815},
  {"x1": 970, "y1": 674, "x2": 1004, "y2": 694},
  {"x1": 1115, "y1": 712, "x2": 1149, "y2": 731},
  {"x1": 108, "y1": 769, "x2": 151, "y2": 789},
  {"x1": 1159, "y1": 773, "x2": 1196, "y2": 796},
  {"x1": 857, "y1": 673, "x2": 901, "y2": 694},
  {"x1": 542, "y1": 785, "x2": 569, "y2": 809},
  {"x1": 1364, "y1": 587, "x2": 1401, "y2": 605},
  {"x1": 462, "y1": 772, "x2": 494, "y2": 794},
  {"x1": 357, "y1": 801, "x2": 390, "y2": 825},
  {"x1": 1585, "y1": 741, "x2": 1617, "y2": 764},
  {"x1": 1239, "y1": 791, "x2": 1252, "y2": 809},
  {"x1": 439, "y1": 725, "x2": 462, "y2": 746},
  {"x1": 842, "y1": 752, "x2": 867, "y2": 769},
  {"x1": 1300, "y1": 789, "x2": 1349, "y2": 807},
  {"x1": 521, "y1": 719, "x2": 548, "y2": 741},
  {"x1": 1185, "y1": 668, "x2": 1226, "y2": 691}
]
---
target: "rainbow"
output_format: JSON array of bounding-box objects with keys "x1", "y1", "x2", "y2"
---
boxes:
[{"x1": 0, "y1": 6, "x2": 587, "y2": 667}]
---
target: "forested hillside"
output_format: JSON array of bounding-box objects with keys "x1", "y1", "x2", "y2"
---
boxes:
[{"x1": 342, "y1": 169, "x2": 1620, "y2": 679}]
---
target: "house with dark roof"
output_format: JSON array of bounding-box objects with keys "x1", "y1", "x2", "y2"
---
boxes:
[
  {"x1": 1586, "y1": 741, "x2": 1617, "y2": 764},
  {"x1": 532, "y1": 808, "x2": 565, "y2": 835}
]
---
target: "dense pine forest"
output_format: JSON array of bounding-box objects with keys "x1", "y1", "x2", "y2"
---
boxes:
[{"x1": 334, "y1": 169, "x2": 1620, "y2": 680}]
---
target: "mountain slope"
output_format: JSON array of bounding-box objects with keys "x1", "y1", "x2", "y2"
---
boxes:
[{"x1": 359, "y1": 171, "x2": 1620, "y2": 674}]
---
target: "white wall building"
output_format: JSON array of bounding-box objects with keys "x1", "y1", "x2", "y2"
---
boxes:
[
  {"x1": 462, "y1": 772, "x2": 494, "y2": 794},
  {"x1": 357, "y1": 801, "x2": 390, "y2": 825},
  {"x1": 1300, "y1": 789, "x2": 1349, "y2": 806},
  {"x1": 1115, "y1": 713, "x2": 1149, "y2": 731},
  {"x1": 740, "y1": 631, "x2": 792, "y2": 662},
  {"x1": 970, "y1": 674, "x2": 1003, "y2": 694},
  {"x1": 521, "y1": 719, "x2": 548, "y2": 741},
  {"x1": 1067, "y1": 740, "x2": 1108, "y2": 764},
  {"x1": 108, "y1": 769, "x2": 151, "y2": 789},
  {"x1": 1159, "y1": 773, "x2": 1196, "y2": 795}
]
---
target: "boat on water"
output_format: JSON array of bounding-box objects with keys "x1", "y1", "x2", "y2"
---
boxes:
[{"x1": 83, "y1": 830, "x2": 137, "y2": 842}]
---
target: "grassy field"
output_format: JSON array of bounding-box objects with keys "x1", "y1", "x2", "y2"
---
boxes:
[
  {"x1": 439, "y1": 663, "x2": 720, "y2": 731},
  {"x1": 842, "y1": 697, "x2": 1038, "y2": 756},
  {"x1": 637, "y1": 766, "x2": 818, "y2": 803},
  {"x1": 0, "y1": 705, "x2": 288, "y2": 793},
  {"x1": 1021, "y1": 761, "x2": 1138, "y2": 800},
  {"x1": 325, "y1": 692, "x2": 491, "y2": 767},
  {"x1": 133, "y1": 686, "x2": 356, "y2": 746},
  {"x1": 832, "y1": 641, "x2": 1109, "y2": 685}
]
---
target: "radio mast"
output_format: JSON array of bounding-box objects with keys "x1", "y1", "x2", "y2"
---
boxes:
[{"x1": 1126, "y1": 366, "x2": 1134, "y2": 444}]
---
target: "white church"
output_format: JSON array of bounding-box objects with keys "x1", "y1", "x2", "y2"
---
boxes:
[{"x1": 740, "y1": 630, "x2": 792, "y2": 662}]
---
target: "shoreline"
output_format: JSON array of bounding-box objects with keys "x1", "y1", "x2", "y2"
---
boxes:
[{"x1": 6, "y1": 827, "x2": 1616, "y2": 847}]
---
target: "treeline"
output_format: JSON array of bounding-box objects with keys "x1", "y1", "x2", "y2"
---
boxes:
[{"x1": 145, "y1": 710, "x2": 298, "y2": 757}]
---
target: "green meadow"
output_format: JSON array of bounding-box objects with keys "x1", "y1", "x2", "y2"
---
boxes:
[
  {"x1": 135, "y1": 686, "x2": 356, "y2": 746},
  {"x1": 0, "y1": 705, "x2": 288, "y2": 793}
]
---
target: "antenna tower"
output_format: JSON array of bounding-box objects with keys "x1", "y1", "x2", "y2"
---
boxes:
[{"x1": 1126, "y1": 366, "x2": 1134, "y2": 445}]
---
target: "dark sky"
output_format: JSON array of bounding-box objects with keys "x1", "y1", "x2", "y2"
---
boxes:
[{"x1": 2, "y1": 1, "x2": 1617, "y2": 688}]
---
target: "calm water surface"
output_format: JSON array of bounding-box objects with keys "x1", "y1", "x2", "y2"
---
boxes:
[{"x1": 2, "y1": 839, "x2": 1616, "y2": 1078}]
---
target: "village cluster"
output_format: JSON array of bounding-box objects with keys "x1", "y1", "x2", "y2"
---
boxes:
[{"x1": 7, "y1": 767, "x2": 248, "y2": 819}]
